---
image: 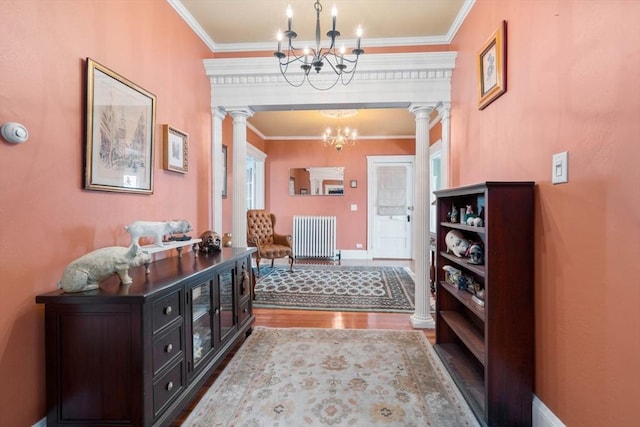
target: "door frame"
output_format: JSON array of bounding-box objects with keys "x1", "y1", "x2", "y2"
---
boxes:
[{"x1": 367, "y1": 155, "x2": 415, "y2": 259}]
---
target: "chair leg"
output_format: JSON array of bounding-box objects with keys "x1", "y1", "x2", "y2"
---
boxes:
[
  {"x1": 255, "y1": 259, "x2": 261, "y2": 277},
  {"x1": 289, "y1": 255, "x2": 294, "y2": 272}
]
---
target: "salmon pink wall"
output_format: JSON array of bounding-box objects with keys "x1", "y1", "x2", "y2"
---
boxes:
[
  {"x1": 265, "y1": 139, "x2": 414, "y2": 250},
  {"x1": 0, "y1": 1, "x2": 213, "y2": 425},
  {"x1": 451, "y1": 1, "x2": 640, "y2": 425}
]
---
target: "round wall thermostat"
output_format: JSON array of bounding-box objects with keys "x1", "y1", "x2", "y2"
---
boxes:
[{"x1": 1, "y1": 122, "x2": 29, "y2": 144}]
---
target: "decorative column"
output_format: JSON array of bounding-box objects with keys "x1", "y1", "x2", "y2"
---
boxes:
[
  {"x1": 436, "y1": 102, "x2": 450, "y2": 189},
  {"x1": 228, "y1": 107, "x2": 254, "y2": 248},
  {"x1": 212, "y1": 107, "x2": 226, "y2": 234},
  {"x1": 409, "y1": 104, "x2": 435, "y2": 329}
]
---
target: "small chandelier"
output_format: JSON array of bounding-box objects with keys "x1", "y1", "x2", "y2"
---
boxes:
[
  {"x1": 321, "y1": 110, "x2": 357, "y2": 151},
  {"x1": 274, "y1": 0, "x2": 364, "y2": 91},
  {"x1": 323, "y1": 126, "x2": 357, "y2": 151}
]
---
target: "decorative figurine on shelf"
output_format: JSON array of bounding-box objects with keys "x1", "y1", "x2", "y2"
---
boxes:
[
  {"x1": 198, "y1": 230, "x2": 222, "y2": 253},
  {"x1": 443, "y1": 265, "x2": 462, "y2": 287},
  {"x1": 467, "y1": 242, "x2": 484, "y2": 265},
  {"x1": 124, "y1": 219, "x2": 193, "y2": 247},
  {"x1": 222, "y1": 232, "x2": 232, "y2": 247},
  {"x1": 467, "y1": 217, "x2": 483, "y2": 227},
  {"x1": 58, "y1": 244, "x2": 151, "y2": 293},
  {"x1": 472, "y1": 281, "x2": 485, "y2": 306},
  {"x1": 445, "y1": 229, "x2": 470, "y2": 257},
  {"x1": 449, "y1": 203, "x2": 458, "y2": 223}
]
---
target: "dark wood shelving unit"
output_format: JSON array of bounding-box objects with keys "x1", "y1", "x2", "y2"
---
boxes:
[{"x1": 434, "y1": 181, "x2": 534, "y2": 427}]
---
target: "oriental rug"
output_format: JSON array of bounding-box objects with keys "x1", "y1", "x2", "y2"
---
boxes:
[
  {"x1": 253, "y1": 265, "x2": 417, "y2": 313},
  {"x1": 182, "y1": 327, "x2": 479, "y2": 427}
]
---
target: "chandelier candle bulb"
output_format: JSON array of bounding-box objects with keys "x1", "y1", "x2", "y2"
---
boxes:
[
  {"x1": 331, "y1": 6, "x2": 337, "y2": 32},
  {"x1": 287, "y1": 6, "x2": 292, "y2": 32}
]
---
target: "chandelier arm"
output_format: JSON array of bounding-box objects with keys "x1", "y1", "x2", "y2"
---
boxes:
[{"x1": 306, "y1": 74, "x2": 341, "y2": 91}]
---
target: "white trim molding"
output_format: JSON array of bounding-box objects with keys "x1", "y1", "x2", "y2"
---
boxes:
[{"x1": 533, "y1": 395, "x2": 566, "y2": 427}]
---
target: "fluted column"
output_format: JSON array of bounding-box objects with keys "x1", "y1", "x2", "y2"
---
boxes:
[
  {"x1": 436, "y1": 102, "x2": 450, "y2": 189},
  {"x1": 409, "y1": 104, "x2": 435, "y2": 329},
  {"x1": 212, "y1": 108, "x2": 226, "y2": 234},
  {"x1": 228, "y1": 107, "x2": 254, "y2": 248}
]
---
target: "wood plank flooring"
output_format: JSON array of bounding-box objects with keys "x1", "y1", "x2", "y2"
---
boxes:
[{"x1": 172, "y1": 259, "x2": 434, "y2": 425}]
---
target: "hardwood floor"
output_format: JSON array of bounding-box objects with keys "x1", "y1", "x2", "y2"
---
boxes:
[{"x1": 172, "y1": 259, "x2": 434, "y2": 425}]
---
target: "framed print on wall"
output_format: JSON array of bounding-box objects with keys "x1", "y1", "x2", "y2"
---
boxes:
[
  {"x1": 84, "y1": 58, "x2": 156, "y2": 193},
  {"x1": 163, "y1": 124, "x2": 188, "y2": 173},
  {"x1": 477, "y1": 21, "x2": 507, "y2": 110}
]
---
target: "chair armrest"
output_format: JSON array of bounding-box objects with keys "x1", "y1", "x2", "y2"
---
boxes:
[
  {"x1": 247, "y1": 234, "x2": 261, "y2": 249},
  {"x1": 273, "y1": 233, "x2": 293, "y2": 248}
]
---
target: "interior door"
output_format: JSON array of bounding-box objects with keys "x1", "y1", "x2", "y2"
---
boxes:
[{"x1": 368, "y1": 156, "x2": 414, "y2": 259}]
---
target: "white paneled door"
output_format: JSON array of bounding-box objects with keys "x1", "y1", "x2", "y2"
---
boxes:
[{"x1": 368, "y1": 156, "x2": 414, "y2": 259}]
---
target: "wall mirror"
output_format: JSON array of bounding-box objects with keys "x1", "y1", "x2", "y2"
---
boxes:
[{"x1": 289, "y1": 167, "x2": 344, "y2": 196}]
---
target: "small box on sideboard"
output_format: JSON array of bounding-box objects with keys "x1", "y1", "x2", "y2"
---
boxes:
[{"x1": 434, "y1": 181, "x2": 534, "y2": 427}]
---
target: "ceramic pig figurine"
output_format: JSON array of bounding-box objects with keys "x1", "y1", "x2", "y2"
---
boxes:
[
  {"x1": 445, "y1": 229, "x2": 471, "y2": 258},
  {"x1": 58, "y1": 245, "x2": 151, "y2": 293},
  {"x1": 125, "y1": 219, "x2": 193, "y2": 247}
]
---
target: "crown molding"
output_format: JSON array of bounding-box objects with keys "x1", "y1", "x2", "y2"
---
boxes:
[{"x1": 170, "y1": 0, "x2": 475, "y2": 54}]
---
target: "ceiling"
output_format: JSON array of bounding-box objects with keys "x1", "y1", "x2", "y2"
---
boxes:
[{"x1": 176, "y1": 0, "x2": 470, "y2": 140}]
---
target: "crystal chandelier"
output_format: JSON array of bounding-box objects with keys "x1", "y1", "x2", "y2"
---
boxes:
[
  {"x1": 274, "y1": 0, "x2": 364, "y2": 91},
  {"x1": 321, "y1": 110, "x2": 357, "y2": 151}
]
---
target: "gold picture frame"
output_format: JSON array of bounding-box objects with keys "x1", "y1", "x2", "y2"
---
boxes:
[
  {"x1": 84, "y1": 58, "x2": 156, "y2": 194},
  {"x1": 163, "y1": 124, "x2": 188, "y2": 173},
  {"x1": 477, "y1": 21, "x2": 507, "y2": 110}
]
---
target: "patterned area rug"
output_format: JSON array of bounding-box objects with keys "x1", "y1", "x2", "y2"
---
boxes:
[
  {"x1": 183, "y1": 327, "x2": 479, "y2": 427},
  {"x1": 254, "y1": 265, "x2": 416, "y2": 313}
]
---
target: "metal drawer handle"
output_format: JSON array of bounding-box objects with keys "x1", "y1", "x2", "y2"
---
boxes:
[
  {"x1": 164, "y1": 306, "x2": 172, "y2": 315},
  {"x1": 166, "y1": 381, "x2": 173, "y2": 391},
  {"x1": 165, "y1": 343, "x2": 173, "y2": 353}
]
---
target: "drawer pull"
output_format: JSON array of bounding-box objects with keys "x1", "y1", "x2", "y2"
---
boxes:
[
  {"x1": 166, "y1": 381, "x2": 173, "y2": 391},
  {"x1": 165, "y1": 343, "x2": 173, "y2": 353},
  {"x1": 243, "y1": 308, "x2": 248, "y2": 314},
  {"x1": 164, "y1": 306, "x2": 172, "y2": 315}
]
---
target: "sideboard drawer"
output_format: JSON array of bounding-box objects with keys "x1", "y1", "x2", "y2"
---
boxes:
[
  {"x1": 153, "y1": 360, "x2": 184, "y2": 418},
  {"x1": 152, "y1": 324, "x2": 183, "y2": 375},
  {"x1": 152, "y1": 290, "x2": 182, "y2": 333}
]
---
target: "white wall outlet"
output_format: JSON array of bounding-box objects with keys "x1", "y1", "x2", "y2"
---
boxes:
[
  {"x1": 350, "y1": 204, "x2": 357, "y2": 211},
  {"x1": 356, "y1": 243, "x2": 363, "y2": 249},
  {"x1": 552, "y1": 151, "x2": 568, "y2": 184}
]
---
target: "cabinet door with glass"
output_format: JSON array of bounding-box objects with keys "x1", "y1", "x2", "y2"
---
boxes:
[
  {"x1": 215, "y1": 262, "x2": 237, "y2": 345},
  {"x1": 187, "y1": 276, "x2": 214, "y2": 379}
]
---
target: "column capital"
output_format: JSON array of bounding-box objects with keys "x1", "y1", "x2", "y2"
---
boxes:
[
  {"x1": 408, "y1": 103, "x2": 434, "y2": 119},
  {"x1": 213, "y1": 107, "x2": 227, "y2": 121},
  {"x1": 436, "y1": 102, "x2": 450, "y2": 119},
  {"x1": 226, "y1": 107, "x2": 255, "y2": 121}
]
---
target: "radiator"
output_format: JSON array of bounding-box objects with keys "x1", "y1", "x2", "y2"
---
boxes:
[{"x1": 293, "y1": 215, "x2": 337, "y2": 259}]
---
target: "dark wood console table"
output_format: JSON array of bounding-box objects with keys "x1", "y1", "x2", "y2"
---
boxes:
[{"x1": 36, "y1": 247, "x2": 256, "y2": 427}]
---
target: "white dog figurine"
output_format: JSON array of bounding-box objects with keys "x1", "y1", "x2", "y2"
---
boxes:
[
  {"x1": 58, "y1": 245, "x2": 151, "y2": 293},
  {"x1": 124, "y1": 219, "x2": 193, "y2": 247}
]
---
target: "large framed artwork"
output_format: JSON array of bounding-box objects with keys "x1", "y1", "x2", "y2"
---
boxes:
[
  {"x1": 477, "y1": 21, "x2": 507, "y2": 110},
  {"x1": 163, "y1": 124, "x2": 188, "y2": 173},
  {"x1": 84, "y1": 58, "x2": 157, "y2": 193}
]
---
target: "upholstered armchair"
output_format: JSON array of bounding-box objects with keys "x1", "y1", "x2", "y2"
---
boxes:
[{"x1": 246, "y1": 209, "x2": 294, "y2": 276}]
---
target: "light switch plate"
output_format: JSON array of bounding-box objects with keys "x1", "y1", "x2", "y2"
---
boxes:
[{"x1": 552, "y1": 151, "x2": 568, "y2": 184}]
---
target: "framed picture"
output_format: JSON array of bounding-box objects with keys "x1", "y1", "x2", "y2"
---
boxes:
[
  {"x1": 163, "y1": 124, "x2": 188, "y2": 173},
  {"x1": 222, "y1": 144, "x2": 228, "y2": 198},
  {"x1": 477, "y1": 21, "x2": 507, "y2": 110},
  {"x1": 84, "y1": 58, "x2": 156, "y2": 193}
]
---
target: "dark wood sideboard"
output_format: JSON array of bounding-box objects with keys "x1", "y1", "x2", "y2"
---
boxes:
[{"x1": 36, "y1": 247, "x2": 256, "y2": 427}]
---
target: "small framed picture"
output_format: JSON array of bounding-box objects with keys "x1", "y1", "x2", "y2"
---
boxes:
[
  {"x1": 163, "y1": 125, "x2": 188, "y2": 173},
  {"x1": 350, "y1": 180, "x2": 357, "y2": 188},
  {"x1": 477, "y1": 21, "x2": 507, "y2": 110}
]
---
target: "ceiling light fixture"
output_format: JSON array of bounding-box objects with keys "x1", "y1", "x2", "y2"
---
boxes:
[
  {"x1": 321, "y1": 110, "x2": 358, "y2": 151},
  {"x1": 274, "y1": 0, "x2": 364, "y2": 91}
]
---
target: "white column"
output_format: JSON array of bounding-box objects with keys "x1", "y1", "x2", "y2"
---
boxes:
[
  {"x1": 409, "y1": 104, "x2": 435, "y2": 329},
  {"x1": 212, "y1": 108, "x2": 226, "y2": 234},
  {"x1": 228, "y1": 107, "x2": 254, "y2": 248},
  {"x1": 436, "y1": 102, "x2": 450, "y2": 189}
]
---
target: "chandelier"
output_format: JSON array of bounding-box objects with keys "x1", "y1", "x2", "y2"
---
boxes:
[
  {"x1": 274, "y1": 0, "x2": 364, "y2": 90},
  {"x1": 321, "y1": 110, "x2": 357, "y2": 151}
]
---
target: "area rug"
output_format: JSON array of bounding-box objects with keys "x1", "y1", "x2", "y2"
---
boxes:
[
  {"x1": 182, "y1": 327, "x2": 479, "y2": 427},
  {"x1": 253, "y1": 265, "x2": 416, "y2": 313}
]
